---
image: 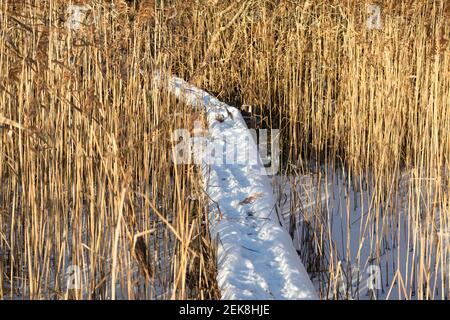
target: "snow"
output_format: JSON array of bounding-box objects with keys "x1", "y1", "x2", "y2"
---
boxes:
[
  {"x1": 273, "y1": 169, "x2": 449, "y2": 300},
  {"x1": 154, "y1": 72, "x2": 318, "y2": 300}
]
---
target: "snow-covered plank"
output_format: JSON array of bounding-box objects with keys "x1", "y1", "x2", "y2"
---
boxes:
[{"x1": 154, "y1": 72, "x2": 317, "y2": 300}]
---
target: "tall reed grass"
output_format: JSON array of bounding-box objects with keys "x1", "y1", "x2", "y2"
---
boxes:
[
  {"x1": 0, "y1": 0, "x2": 448, "y2": 299},
  {"x1": 0, "y1": 0, "x2": 219, "y2": 299}
]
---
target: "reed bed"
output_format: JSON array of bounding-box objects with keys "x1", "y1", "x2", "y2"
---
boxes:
[
  {"x1": 0, "y1": 0, "x2": 218, "y2": 299},
  {"x1": 154, "y1": 0, "x2": 449, "y2": 299},
  {"x1": 0, "y1": 0, "x2": 449, "y2": 299}
]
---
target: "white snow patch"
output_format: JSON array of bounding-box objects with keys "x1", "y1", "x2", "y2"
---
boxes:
[{"x1": 154, "y1": 72, "x2": 317, "y2": 300}]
